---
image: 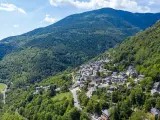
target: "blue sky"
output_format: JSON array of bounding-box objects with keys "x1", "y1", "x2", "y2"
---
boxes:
[{"x1": 0, "y1": 0, "x2": 160, "y2": 40}]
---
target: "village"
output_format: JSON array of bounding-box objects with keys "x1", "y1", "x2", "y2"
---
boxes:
[
  {"x1": 31, "y1": 57, "x2": 160, "y2": 120},
  {"x1": 71, "y1": 58, "x2": 160, "y2": 120},
  {"x1": 72, "y1": 58, "x2": 146, "y2": 97}
]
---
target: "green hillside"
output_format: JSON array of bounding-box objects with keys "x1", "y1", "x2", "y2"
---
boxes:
[
  {"x1": 0, "y1": 8, "x2": 160, "y2": 86},
  {"x1": 81, "y1": 20, "x2": 160, "y2": 120},
  {"x1": 107, "y1": 20, "x2": 160, "y2": 81}
]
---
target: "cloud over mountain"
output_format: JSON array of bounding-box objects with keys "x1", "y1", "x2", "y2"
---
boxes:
[
  {"x1": 43, "y1": 14, "x2": 57, "y2": 24},
  {"x1": 49, "y1": 0, "x2": 150, "y2": 13}
]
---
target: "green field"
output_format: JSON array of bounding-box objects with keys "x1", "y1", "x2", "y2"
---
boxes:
[
  {"x1": 0, "y1": 83, "x2": 7, "y2": 91},
  {"x1": 51, "y1": 92, "x2": 72, "y2": 101}
]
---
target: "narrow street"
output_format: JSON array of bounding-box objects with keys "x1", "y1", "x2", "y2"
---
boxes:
[{"x1": 70, "y1": 87, "x2": 82, "y2": 110}]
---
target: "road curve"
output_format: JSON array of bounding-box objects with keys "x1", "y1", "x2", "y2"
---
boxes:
[{"x1": 70, "y1": 87, "x2": 82, "y2": 110}]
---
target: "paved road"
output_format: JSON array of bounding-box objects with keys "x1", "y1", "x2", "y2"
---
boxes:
[
  {"x1": 70, "y1": 87, "x2": 82, "y2": 110},
  {"x1": 86, "y1": 87, "x2": 95, "y2": 98}
]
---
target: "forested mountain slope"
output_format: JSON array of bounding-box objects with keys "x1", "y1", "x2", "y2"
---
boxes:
[
  {"x1": 0, "y1": 8, "x2": 160, "y2": 85},
  {"x1": 104, "y1": 20, "x2": 160, "y2": 81},
  {"x1": 79, "y1": 19, "x2": 160, "y2": 120}
]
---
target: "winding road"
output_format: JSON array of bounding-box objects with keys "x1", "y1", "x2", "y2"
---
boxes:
[{"x1": 70, "y1": 87, "x2": 82, "y2": 110}]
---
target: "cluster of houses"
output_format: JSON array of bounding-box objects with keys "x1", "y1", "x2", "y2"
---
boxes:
[
  {"x1": 33, "y1": 86, "x2": 50, "y2": 95},
  {"x1": 98, "y1": 109, "x2": 110, "y2": 120},
  {"x1": 151, "y1": 82, "x2": 160, "y2": 95},
  {"x1": 33, "y1": 85, "x2": 60, "y2": 95},
  {"x1": 72, "y1": 58, "x2": 160, "y2": 119},
  {"x1": 73, "y1": 58, "x2": 146, "y2": 98},
  {"x1": 151, "y1": 108, "x2": 160, "y2": 119},
  {"x1": 97, "y1": 108, "x2": 160, "y2": 120}
]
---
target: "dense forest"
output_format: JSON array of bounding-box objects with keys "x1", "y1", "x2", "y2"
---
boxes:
[
  {"x1": 108, "y1": 20, "x2": 160, "y2": 82},
  {"x1": 0, "y1": 8, "x2": 160, "y2": 86}
]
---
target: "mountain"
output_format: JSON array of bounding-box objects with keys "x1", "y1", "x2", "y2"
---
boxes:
[
  {"x1": 0, "y1": 8, "x2": 160, "y2": 85},
  {"x1": 106, "y1": 20, "x2": 160, "y2": 81},
  {"x1": 77, "y1": 19, "x2": 160, "y2": 120},
  {"x1": 1, "y1": 18, "x2": 160, "y2": 120}
]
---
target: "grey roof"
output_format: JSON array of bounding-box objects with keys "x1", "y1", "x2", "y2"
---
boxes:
[
  {"x1": 102, "y1": 109, "x2": 109, "y2": 116},
  {"x1": 153, "y1": 82, "x2": 160, "y2": 89},
  {"x1": 151, "y1": 108, "x2": 160, "y2": 115},
  {"x1": 55, "y1": 88, "x2": 61, "y2": 91},
  {"x1": 94, "y1": 78, "x2": 102, "y2": 82}
]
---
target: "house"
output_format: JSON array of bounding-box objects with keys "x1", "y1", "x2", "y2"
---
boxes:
[
  {"x1": 34, "y1": 85, "x2": 51, "y2": 95},
  {"x1": 90, "y1": 75, "x2": 96, "y2": 81},
  {"x1": 112, "y1": 72, "x2": 117, "y2": 77},
  {"x1": 55, "y1": 88, "x2": 61, "y2": 92},
  {"x1": 110, "y1": 86, "x2": 116, "y2": 91},
  {"x1": 93, "y1": 70, "x2": 98, "y2": 76},
  {"x1": 89, "y1": 81, "x2": 96, "y2": 87},
  {"x1": 72, "y1": 83, "x2": 80, "y2": 88},
  {"x1": 80, "y1": 84, "x2": 84, "y2": 88},
  {"x1": 111, "y1": 78, "x2": 119, "y2": 83},
  {"x1": 126, "y1": 66, "x2": 133, "y2": 75},
  {"x1": 119, "y1": 72, "x2": 125, "y2": 76},
  {"x1": 127, "y1": 83, "x2": 131, "y2": 89},
  {"x1": 119, "y1": 72, "x2": 128, "y2": 79},
  {"x1": 102, "y1": 77, "x2": 111, "y2": 84},
  {"x1": 98, "y1": 109, "x2": 110, "y2": 120},
  {"x1": 33, "y1": 91, "x2": 39, "y2": 95},
  {"x1": 117, "y1": 83, "x2": 124, "y2": 87},
  {"x1": 151, "y1": 108, "x2": 160, "y2": 119},
  {"x1": 98, "y1": 84, "x2": 108, "y2": 88},
  {"x1": 43, "y1": 86, "x2": 50, "y2": 91},
  {"x1": 130, "y1": 71, "x2": 137, "y2": 78},
  {"x1": 151, "y1": 82, "x2": 160, "y2": 95},
  {"x1": 126, "y1": 66, "x2": 137, "y2": 78},
  {"x1": 36, "y1": 87, "x2": 41, "y2": 91},
  {"x1": 138, "y1": 75, "x2": 145, "y2": 80},
  {"x1": 86, "y1": 70, "x2": 92, "y2": 76},
  {"x1": 94, "y1": 78, "x2": 102, "y2": 84}
]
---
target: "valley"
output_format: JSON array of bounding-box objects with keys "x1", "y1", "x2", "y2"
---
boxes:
[
  {"x1": 0, "y1": 8, "x2": 160, "y2": 87},
  {"x1": 0, "y1": 7, "x2": 160, "y2": 120}
]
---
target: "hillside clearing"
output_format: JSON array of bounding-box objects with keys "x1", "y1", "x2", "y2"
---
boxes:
[
  {"x1": 51, "y1": 92, "x2": 72, "y2": 101},
  {"x1": 0, "y1": 83, "x2": 7, "y2": 91}
]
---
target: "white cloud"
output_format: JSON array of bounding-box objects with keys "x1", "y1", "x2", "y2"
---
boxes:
[
  {"x1": 13, "y1": 24, "x2": 19, "y2": 28},
  {"x1": 148, "y1": 1, "x2": 154, "y2": 5},
  {"x1": 0, "y1": 3, "x2": 26, "y2": 14},
  {"x1": 11, "y1": 32, "x2": 15, "y2": 36},
  {"x1": 148, "y1": 0, "x2": 160, "y2": 6},
  {"x1": 43, "y1": 14, "x2": 57, "y2": 24},
  {"x1": 49, "y1": 0, "x2": 151, "y2": 13}
]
